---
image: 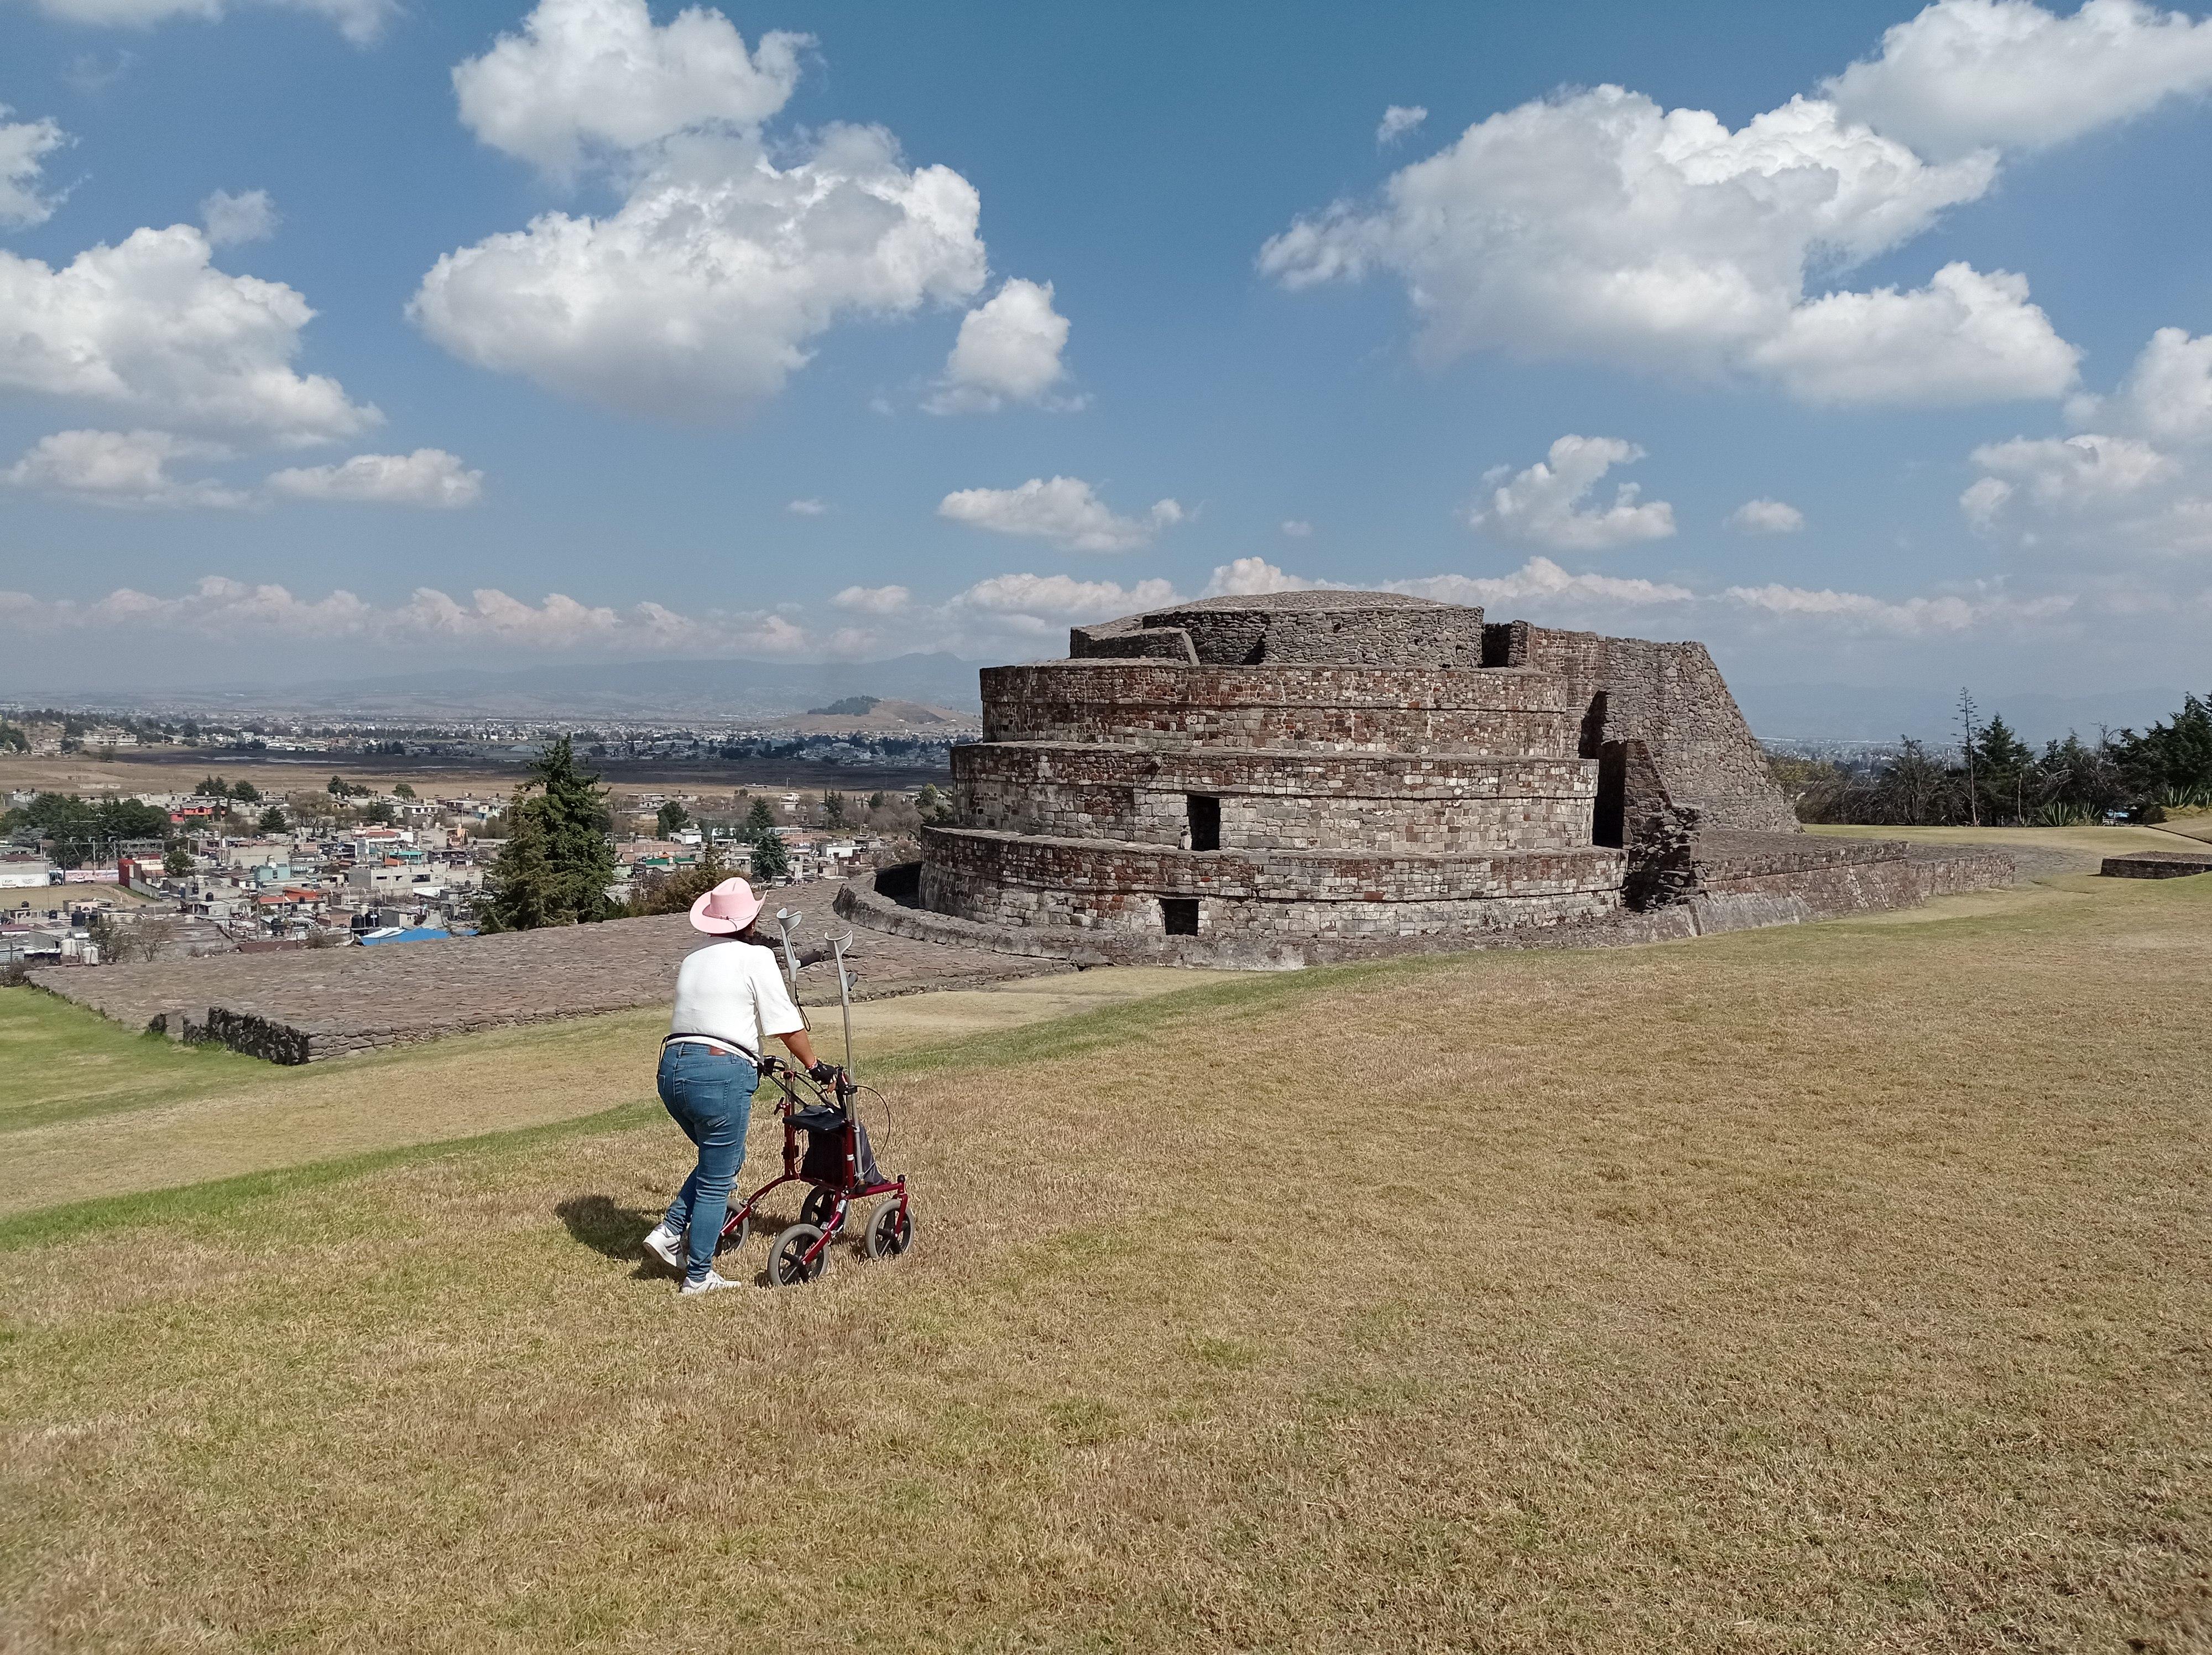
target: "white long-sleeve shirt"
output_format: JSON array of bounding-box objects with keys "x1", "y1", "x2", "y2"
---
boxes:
[{"x1": 667, "y1": 938, "x2": 805, "y2": 1058}]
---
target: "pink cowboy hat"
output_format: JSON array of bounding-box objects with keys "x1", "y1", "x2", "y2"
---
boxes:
[{"x1": 689, "y1": 876, "x2": 764, "y2": 935}]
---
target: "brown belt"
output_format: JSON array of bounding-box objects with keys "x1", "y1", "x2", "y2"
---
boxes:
[{"x1": 661, "y1": 1033, "x2": 760, "y2": 1064}]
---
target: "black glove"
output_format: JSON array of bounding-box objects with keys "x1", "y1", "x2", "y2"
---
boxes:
[{"x1": 807, "y1": 1061, "x2": 839, "y2": 1087}]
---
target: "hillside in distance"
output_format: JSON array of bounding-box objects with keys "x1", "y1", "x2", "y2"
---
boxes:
[{"x1": 231, "y1": 653, "x2": 989, "y2": 721}]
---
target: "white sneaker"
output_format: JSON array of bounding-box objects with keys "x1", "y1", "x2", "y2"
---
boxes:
[
  {"x1": 680, "y1": 1269, "x2": 740, "y2": 1297},
  {"x1": 643, "y1": 1223, "x2": 684, "y2": 1272}
]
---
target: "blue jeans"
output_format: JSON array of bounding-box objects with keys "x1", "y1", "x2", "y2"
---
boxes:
[{"x1": 656, "y1": 1043, "x2": 759, "y2": 1282}]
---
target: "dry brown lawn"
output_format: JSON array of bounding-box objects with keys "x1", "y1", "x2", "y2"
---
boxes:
[
  {"x1": 2, "y1": 871, "x2": 2208, "y2": 1652},
  {"x1": 0, "y1": 968, "x2": 1241, "y2": 1220}
]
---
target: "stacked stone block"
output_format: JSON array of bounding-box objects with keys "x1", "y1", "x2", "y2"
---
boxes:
[
  {"x1": 890, "y1": 589, "x2": 2008, "y2": 966},
  {"x1": 922, "y1": 593, "x2": 1634, "y2": 950}
]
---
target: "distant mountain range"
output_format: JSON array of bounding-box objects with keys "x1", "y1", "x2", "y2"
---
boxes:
[
  {"x1": 1733, "y1": 683, "x2": 2197, "y2": 746},
  {"x1": 8, "y1": 653, "x2": 2196, "y2": 743},
  {"x1": 23, "y1": 653, "x2": 993, "y2": 721}
]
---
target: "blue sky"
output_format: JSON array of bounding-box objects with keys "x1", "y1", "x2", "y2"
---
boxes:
[{"x1": 2, "y1": 0, "x2": 2211, "y2": 711}]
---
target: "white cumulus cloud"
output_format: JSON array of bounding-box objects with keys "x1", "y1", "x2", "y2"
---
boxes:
[
  {"x1": 1970, "y1": 433, "x2": 2178, "y2": 504},
  {"x1": 1394, "y1": 559, "x2": 1695, "y2": 608},
  {"x1": 1260, "y1": 81, "x2": 2080, "y2": 407},
  {"x1": 0, "y1": 110, "x2": 67, "y2": 228},
  {"x1": 1960, "y1": 326, "x2": 2212, "y2": 551},
  {"x1": 1960, "y1": 475, "x2": 2015, "y2": 529},
  {"x1": 1198, "y1": 555, "x2": 1693, "y2": 611},
  {"x1": 1747, "y1": 262, "x2": 2075, "y2": 405},
  {"x1": 786, "y1": 497, "x2": 827, "y2": 515},
  {"x1": 938, "y1": 476, "x2": 1183, "y2": 553},
  {"x1": 925, "y1": 277, "x2": 1076, "y2": 414},
  {"x1": 265, "y1": 448, "x2": 483, "y2": 507},
  {"x1": 3, "y1": 428, "x2": 245, "y2": 508},
  {"x1": 1280, "y1": 519, "x2": 1314, "y2": 538},
  {"x1": 199, "y1": 188, "x2": 277, "y2": 246},
  {"x1": 451, "y1": 0, "x2": 808, "y2": 179},
  {"x1": 1728, "y1": 498, "x2": 1806, "y2": 533},
  {"x1": 412, "y1": 124, "x2": 987, "y2": 420},
  {"x1": 1468, "y1": 436, "x2": 1676, "y2": 551},
  {"x1": 0, "y1": 224, "x2": 378, "y2": 444},
  {"x1": 950, "y1": 571, "x2": 1180, "y2": 622},
  {"x1": 0, "y1": 574, "x2": 824, "y2": 656},
  {"x1": 2103, "y1": 326, "x2": 2212, "y2": 446},
  {"x1": 1725, "y1": 579, "x2": 2073, "y2": 634},
  {"x1": 26, "y1": 0, "x2": 399, "y2": 45},
  {"x1": 1825, "y1": 0, "x2": 2212, "y2": 159},
  {"x1": 1203, "y1": 557, "x2": 1319, "y2": 597},
  {"x1": 1376, "y1": 104, "x2": 1427, "y2": 144},
  {"x1": 832, "y1": 584, "x2": 908, "y2": 614}
]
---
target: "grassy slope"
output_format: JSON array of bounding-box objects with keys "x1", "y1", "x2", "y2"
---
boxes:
[
  {"x1": 3, "y1": 876, "x2": 2209, "y2": 1651},
  {"x1": 0, "y1": 969, "x2": 1244, "y2": 1220},
  {"x1": 0, "y1": 987, "x2": 274, "y2": 1132}
]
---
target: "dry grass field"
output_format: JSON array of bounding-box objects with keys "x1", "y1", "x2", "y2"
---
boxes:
[
  {"x1": 0, "y1": 969, "x2": 1243, "y2": 1221},
  {"x1": 3, "y1": 868, "x2": 2208, "y2": 1652}
]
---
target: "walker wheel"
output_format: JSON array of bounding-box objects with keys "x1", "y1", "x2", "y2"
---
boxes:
[
  {"x1": 718, "y1": 1210, "x2": 752, "y2": 1253},
  {"x1": 800, "y1": 1188, "x2": 841, "y2": 1229},
  {"x1": 766, "y1": 1223, "x2": 828, "y2": 1288},
  {"x1": 864, "y1": 1201, "x2": 915, "y2": 1260}
]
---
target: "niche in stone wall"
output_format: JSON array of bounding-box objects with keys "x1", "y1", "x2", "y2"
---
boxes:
[
  {"x1": 1186, "y1": 794, "x2": 1222, "y2": 852},
  {"x1": 1161, "y1": 897, "x2": 1200, "y2": 935},
  {"x1": 1594, "y1": 744, "x2": 1626, "y2": 849}
]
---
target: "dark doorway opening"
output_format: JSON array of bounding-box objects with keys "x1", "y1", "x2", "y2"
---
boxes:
[
  {"x1": 1594, "y1": 742, "x2": 1626, "y2": 849},
  {"x1": 1186, "y1": 794, "x2": 1222, "y2": 852},
  {"x1": 1161, "y1": 898, "x2": 1200, "y2": 936}
]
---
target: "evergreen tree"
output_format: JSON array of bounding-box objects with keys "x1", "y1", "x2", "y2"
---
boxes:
[
  {"x1": 656, "y1": 800, "x2": 690, "y2": 837},
  {"x1": 743, "y1": 798, "x2": 777, "y2": 838},
  {"x1": 748, "y1": 829, "x2": 791, "y2": 883},
  {"x1": 1973, "y1": 714, "x2": 2035, "y2": 824},
  {"x1": 258, "y1": 806, "x2": 288, "y2": 834},
  {"x1": 2114, "y1": 694, "x2": 2212, "y2": 800},
  {"x1": 822, "y1": 790, "x2": 847, "y2": 828},
  {"x1": 479, "y1": 736, "x2": 618, "y2": 931}
]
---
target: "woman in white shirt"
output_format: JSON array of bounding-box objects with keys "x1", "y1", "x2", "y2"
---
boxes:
[{"x1": 642, "y1": 877, "x2": 834, "y2": 1295}]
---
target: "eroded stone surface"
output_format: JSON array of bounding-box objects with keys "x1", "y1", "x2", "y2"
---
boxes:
[
  {"x1": 32, "y1": 913, "x2": 1066, "y2": 1063},
  {"x1": 891, "y1": 590, "x2": 2013, "y2": 963}
]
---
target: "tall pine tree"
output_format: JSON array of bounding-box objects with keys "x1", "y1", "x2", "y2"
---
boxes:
[{"x1": 480, "y1": 736, "x2": 618, "y2": 931}]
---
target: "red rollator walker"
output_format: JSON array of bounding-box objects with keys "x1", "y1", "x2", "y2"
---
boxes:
[{"x1": 718, "y1": 912, "x2": 913, "y2": 1288}]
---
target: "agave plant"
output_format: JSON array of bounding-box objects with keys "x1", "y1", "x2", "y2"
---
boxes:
[{"x1": 2032, "y1": 802, "x2": 2096, "y2": 828}]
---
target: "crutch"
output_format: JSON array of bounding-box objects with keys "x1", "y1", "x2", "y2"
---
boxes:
[
  {"x1": 771, "y1": 907, "x2": 804, "y2": 1002},
  {"x1": 828, "y1": 928, "x2": 858, "y2": 1080}
]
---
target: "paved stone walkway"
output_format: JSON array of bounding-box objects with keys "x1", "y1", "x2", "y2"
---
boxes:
[{"x1": 32, "y1": 899, "x2": 1067, "y2": 1062}]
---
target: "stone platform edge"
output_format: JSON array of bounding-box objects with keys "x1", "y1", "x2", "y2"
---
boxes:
[
  {"x1": 834, "y1": 844, "x2": 2017, "y2": 970},
  {"x1": 2101, "y1": 851, "x2": 2212, "y2": 878},
  {"x1": 30, "y1": 941, "x2": 1073, "y2": 1065}
]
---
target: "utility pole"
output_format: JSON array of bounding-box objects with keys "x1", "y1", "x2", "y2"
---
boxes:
[{"x1": 1958, "y1": 687, "x2": 1980, "y2": 828}]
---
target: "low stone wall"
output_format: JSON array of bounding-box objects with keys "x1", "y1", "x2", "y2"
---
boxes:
[
  {"x1": 921, "y1": 826, "x2": 1624, "y2": 936},
  {"x1": 839, "y1": 866, "x2": 1913, "y2": 969},
  {"x1": 1072, "y1": 591, "x2": 1485, "y2": 668},
  {"x1": 1690, "y1": 832, "x2": 2016, "y2": 916},
  {"x1": 848, "y1": 835, "x2": 2020, "y2": 970},
  {"x1": 2100, "y1": 851, "x2": 2212, "y2": 879},
  {"x1": 954, "y1": 743, "x2": 1597, "y2": 853},
  {"x1": 982, "y1": 662, "x2": 1580, "y2": 756},
  {"x1": 32, "y1": 913, "x2": 1068, "y2": 1064}
]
